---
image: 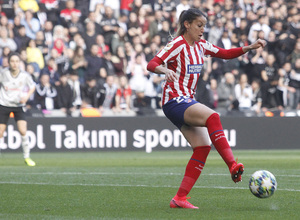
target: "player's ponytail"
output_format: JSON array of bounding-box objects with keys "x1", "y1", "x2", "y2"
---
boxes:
[{"x1": 176, "y1": 8, "x2": 207, "y2": 37}]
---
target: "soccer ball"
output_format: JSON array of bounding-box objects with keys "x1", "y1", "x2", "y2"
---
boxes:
[{"x1": 249, "y1": 170, "x2": 277, "y2": 198}]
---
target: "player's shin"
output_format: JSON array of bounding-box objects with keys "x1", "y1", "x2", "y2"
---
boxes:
[
  {"x1": 176, "y1": 145, "x2": 211, "y2": 198},
  {"x1": 205, "y1": 113, "x2": 236, "y2": 170},
  {"x1": 21, "y1": 135, "x2": 30, "y2": 159}
]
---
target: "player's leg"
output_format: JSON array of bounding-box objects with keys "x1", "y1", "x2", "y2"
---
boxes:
[
  {"x1": 0, "y1": 105, "x2": 10, "y2": 153},
  {"x1": 0, "y1": 124, "x2": 7, "y2": 153},
  {"x1": 184, "y1": 103, "x2": 244, "y2": 183},
  {"x1": 170, "y1": 126, "x2": 211, "y2": 209},
  {"x1": 16, "y1": 119, "x2": 35, "y2": 166},
  {"x1": 14, "y1": 106, "x2": 36, "y2": 166}
]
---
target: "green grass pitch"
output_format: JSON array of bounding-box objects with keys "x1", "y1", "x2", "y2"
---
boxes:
[{"x1": 0, "y1": 150, "x2": 299, "y2": 220}]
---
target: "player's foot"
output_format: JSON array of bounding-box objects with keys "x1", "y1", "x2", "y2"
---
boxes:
[
  {"x1": 24, "y1": 158, "x2": 36, "y2": 167},
  {"x1": 230, "y1": 162, "x2": 244, "y2": 183},
  {"x1": 170, "y1": 195, "x2": 199, "y2": 209}
]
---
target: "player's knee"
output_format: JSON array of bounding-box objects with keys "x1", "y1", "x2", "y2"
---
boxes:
[{"x1": 205, "y1": 112, "x2": 220, "y2": 126}]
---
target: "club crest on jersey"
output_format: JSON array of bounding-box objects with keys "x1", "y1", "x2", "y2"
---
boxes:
[
  {"x1": 164, "y1": 43, "x2": 173, "y2": 52},
  {"x1": 187, "y1": 64, "x2": 203, "y2": 74},
  {"x1": 185, "y1": 98, "x2": 193, "y2": 103}
]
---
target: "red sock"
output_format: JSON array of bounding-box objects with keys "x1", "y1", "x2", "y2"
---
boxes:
[
  {"x1": 205, "y1": 113, "x2": 236, "y2": 169},
  {"x1": 176, "y1": 146, "x2": 211, "y2": 198}
]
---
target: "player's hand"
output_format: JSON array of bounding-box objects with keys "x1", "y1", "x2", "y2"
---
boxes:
[
  {"x1": 19, "y1": 96, "x2": 28, "y2": 104},
  {"x1": 165, "y1": 69, "x2": 178, "y2": 82},
  {"x1": 251, "y1": 39, "x2": 267, "y2": 49}
]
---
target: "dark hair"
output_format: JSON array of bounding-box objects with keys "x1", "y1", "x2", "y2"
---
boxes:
[
  {"x1": 176, "y1": 8, "x2": 206, "y2": 37},
  {"x1": 8, "y1": 52, "x2": 21, "y2": 62}
]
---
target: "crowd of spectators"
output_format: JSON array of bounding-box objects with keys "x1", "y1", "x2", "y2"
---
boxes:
[{"x1": 0, "y1": 0, "x2": 299, "y2": 117}]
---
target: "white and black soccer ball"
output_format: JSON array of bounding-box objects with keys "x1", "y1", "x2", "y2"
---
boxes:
[{"x1": 249, "y1": 170, "x2": 277, "y2": 198}]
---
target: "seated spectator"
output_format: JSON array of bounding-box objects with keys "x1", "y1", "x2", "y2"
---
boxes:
[
  {"x1": 148, "y1": 10, "x2": 164, "y2": 41},
  {"x1": 40, "y1": 57, "x2": 60, "y2": 86},
  {"x1": 152, "y1": 72, "x2": 165, "y2": 109},
  {"x1": 102, "y1": 51, "x2": 116, "y2": 77},
  {"x1": 286, "y1": 60, "x2": 300, "y2": 109},
  {"x1": 52, "y1": 24, "x2": 69, "y2": 44},
  {"x1": 0, "y1": 0, "x2": 16, "y2": 20},
  {"x1": 35, "y1": 31, "x2": 49, "y2": 59},
  {"x1": 115, "y1": 75, "x2": 132, "y2": 112},
  {"x1": 48, "y1": 47, "x2": 70, "y2": 75},
  {"x1": 68, "y1": 70, "x2": 82, "y2": 109},
  {"x1": 53, "y1": 37, "x2": 65, "y2": 57},
  {"x1": 85, "y1": 11, "x2": 103, "y2": 33},
  {"x1": 103, "y1": 75, "x2": 118, "y2": 111},
  {"x1": 82, "y1": 21, "x2": 98, "y2": 52},
  {"x1": 20, "y1": 10, "x2": 40, "y2": 39},
  {"x1": 117, "y1": 12, "x2": 128, "y2": 33},
  {"x1": 248, "y1": 15, "x2": 271, "y2": 44},
  {"x1": 235, "y1": 73, "x2": 253, "y2": 111},
  {"x1": 80, "y1": 77, "x2": 106, "y2": 112},
  {"x1": 26, "y1": 39, "x2": 44, "y2": 70},
  {"x1": 35, "y1": 73, "x2": 58, "y2": 111},
  {"x1": 39, "y1": 0, "x2": 60, "y2": 25},
  {"x1": 208, "y1": 18, "x2": 223, "y2": 46},
  {"x1": 66, "y1": 11, "x2": 85, "y2": 33},
  {"x1": 195, "y1": 72, "x2": 215, "y2": 109},
  {"x1": 96, "y1": 34, "x2": 109, "y2": 58},
  {"x1": 56, "y1": 73, "x2": 75, "y2": 116},
  {"x1": 260, "y1": 53, "x2": 282, "y2": 110},
  {"x1": 127, "y1": 11, "x2": 142, "y2": 43},
  {"x1": 251, "y1": 79, "x2": 263, "y2": 115},
  {"x1": 111, "y1": 45, "x2": 127, "y2": 77},
  {"x1": 14, "y1": 25, "x2": 31, "y2": 53},
  {"x1": 247, "y1": 46, "x2": 268, "y2": 83},
  {"x1": 12, "y1": 15, "x2": 23, "y2": 37},
  {"x1": 129, "y1": 53, "x2": 149, "y2": 93},
  {"x1": 217, "y1": 72, "x2": 236, "y2": 111},
  {"x1": 291, "y1": 39, "x2": 300, "y2": 64},
  {"x1": 100, "y1": 6, "x2": 119, "y2": 48},
  {"x1": 111, "y1": 27, "x2": 128, "y2": 54},
  {"x1": 104, "y1": 0, "x2": 120, "y2": 19},
  {"x1": 158, "y1": 20, "x2": 172, "y2": 47},
  {"x1": 85, "y1": 44, "x2": 104, "y2": 80},
  {"x1": 0, "y1": 26, "x2": 17, "y2": 55},
  {"x1": 18, "y1": 0, "x2": 39, "y2": 13},
  {"x1": 69, "y1": 32, "x2": 86, "y2": 51},
  {"x1": 133, "y1": 89, "x2": 154, "y2": 116},
  {"x1": 120, "y1": 0, "x2": 134, "y2": 16},
  {"x1": 60, "y1": 0, "x2": 81, "y2": 27},
  {"x1": 137, "y1": 7, "x2": 150, "y2": 45},
  {"x1": 210, "y1": 78, "x2": 219, "y2": 109},
  {"x1": 26, "y1": 63, "x2": 39, "y2": 83},
  {"x1": 145, "y1": 42, "x2": 159, "y2": 62},
  {"x1": 19, "y1": 48, "x2": 29, "y2": 71},
  {"x1": 71, "y1": 46, "x2": 87, "y2": 84},
  {"x1": 44, "y1": 21, "x2": 54, "y2": 48}
]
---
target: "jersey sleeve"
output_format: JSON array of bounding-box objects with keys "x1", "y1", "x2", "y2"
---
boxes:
[
  {"x1": 201, "y1": 40, "x2": 245, "y2": 60},
  {"x1": 156, "y1": 37, "x2": 183, "y2": 64}
]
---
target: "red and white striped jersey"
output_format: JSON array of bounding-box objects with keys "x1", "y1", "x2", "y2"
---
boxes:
[{"x1": 156, "y1": 36, "x2": 220, "y2": 106}]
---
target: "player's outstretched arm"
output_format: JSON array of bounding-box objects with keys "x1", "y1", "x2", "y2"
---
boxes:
[{"x1": 242, "y1": 39, "x2": 267, "y2": 53}]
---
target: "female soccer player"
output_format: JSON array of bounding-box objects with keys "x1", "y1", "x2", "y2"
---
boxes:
[
  {"x1": 147, "y1": 8, "x2": 266, "y2": 209},
  {"x1": 0, "y1": 53, "x2": 36, "y2": 166}
]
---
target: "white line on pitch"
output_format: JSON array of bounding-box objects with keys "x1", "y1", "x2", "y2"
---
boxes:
[
  {"x1": 3, "y1": 172, "x2": 300, "y2": 178},
  {"x1": 0, "y1": 181, "x2": 299, "y2": 192}
]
